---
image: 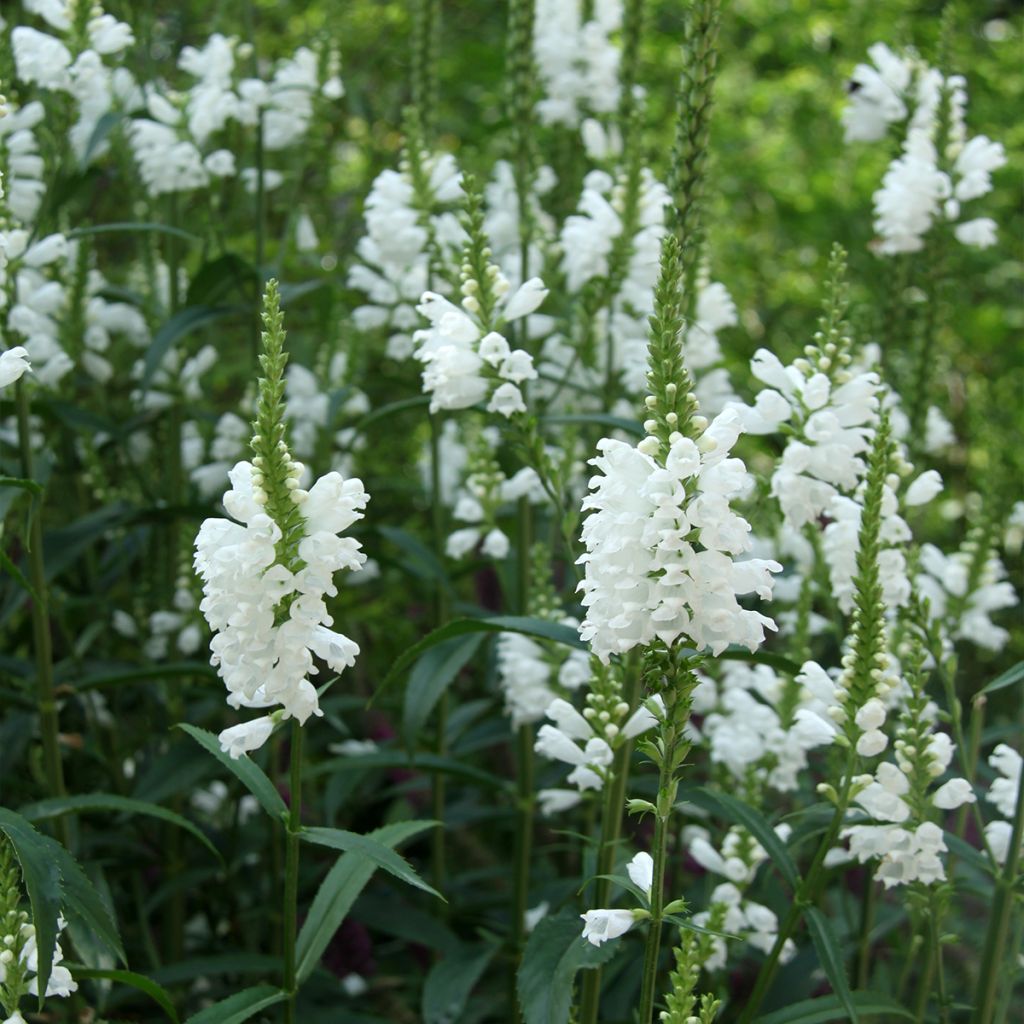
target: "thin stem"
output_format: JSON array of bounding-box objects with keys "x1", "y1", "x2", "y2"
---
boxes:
[
  {"x1": 429, "y1": 413, "x2": 450, "y2": 904},
  {"x1": 737, "y1": 764, "x2": 855, "y2": 1024},
  {"x1": 972, "y1": 717, "x2": 1024, "y2": 1024},
  {"x1": 283, "y1": 720, "x2": 304, "y2": 1023},
  {"x1": 637, "y1": 729, "x2": 675, "y2": 1022},
  {"x1": 15, "y1": 382, "x2": 69, "y2": 848},
  {"x1": 856, "y1": 870, "x2": 876, "y2": 989}
]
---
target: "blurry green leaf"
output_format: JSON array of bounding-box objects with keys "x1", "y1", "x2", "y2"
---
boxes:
[
  {"x1": 805, "y1": 907, "x2": 856, "y2": 1021},
  {"x1": 296, "y1": 820, "x2": 434, "y2": 984},
  {"x1": 179, "y1": 724, "x2": 287, "y2": 821},
  {"x1": 518, "y1": 908, "x2": 618, "y2": 1024},
  {"x1": 378, "y1": 525, "x2": 453, "y2": 590},
  {"x1": 68, "y1": 221, "x2": 202, "y2": 243},
  {"x1": 20, "y1": 793, "x2": 220, "y2": 862},
  {"x1": 301, "y1": 824, "x2": 442, "y2": 900},
  {"x1": 541, "y1": 412, "x2": 643, "y2": 435},
  {"x1": 187, "y1": 254, "x2": 260, "y2": 307},
  {"x1": 79, "y1": 110, "x2": 123, "y2": 167},
  {"x1": 150, "y1": 954, "x2": 280, "y2": 987},
  {"x1": 402, "y1": 633, "x2": 484, "y2": 747},
  {"x1": 753, "y1": 991, "x2": 914, "y2": 1023},
  {"x1": 310, "y1": 750, "x2": 512, "y2": 792},
  {"x1": 687, "y1": 787, "x2": 800, "y2": 890},
  {"x1": 0, "y1": 547, "x2": 39, "y2": 602},
  {"x1": 0, "y1": 475, "x2": 44, "y2": 496},
  {"x1": 142, "y1": 305, "x2": 244, "y2": 387},
  {"x1": 57, "y1": 846, "x2": 125, "y2": 967},
  {"x1": 183, "y1": 984, "x2": 287, "y2": 1024},
  {"x1": 979, "y1": 661, "x2": 1024, "y2": 697},
  {"x1": 0, "y1": 808, "x2": 63, "y2": 1002},
  {"x1": 357, "y1": 396, "x2": 431, "y2": 430},
  {"x1": 422, "y1": 942, "x2": 496, "y2": 1024},
  {"x1": 76, "y1": 661, "x2": 218, "y2": 691},
  {"x1": 70, "y1": 965, "x2": 178, "y2": 1022},
  {"x1": 377, "y1": 615, "x2": 584, "y2": 700}
]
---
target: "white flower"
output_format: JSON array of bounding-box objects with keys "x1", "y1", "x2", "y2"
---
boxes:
[
  {"x1": 842, "y1": 43, "x2": 911, "y2": 142},
  {"x1": 218, "y1": 716, "x2": 278, "y2": 758},
  {"x1": 626, "y1": 851, "x2": 654, "y2": 899},
  {"x1": 931, "y1": 778, "x2": 976, "y2": 810},
  {"x1": 580, "y1": 908, "x2": 635, "y2": 947},
  {"x1": 905, "y1": 469, "x2": 943, "y2": 506},
  {"x1": 0, "y1": 347, "x2": 31, "y2": 389}
]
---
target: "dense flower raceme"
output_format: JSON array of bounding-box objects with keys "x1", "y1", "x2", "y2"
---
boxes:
[
  {"x1": 577, "y1": 409, "x2": 781, "y2": 663},
  {"x1": 194, "y1": 461, "x2": 369, "y2": 756},
  {"x1": 841, "y1": 43, "x2": 1006, "y2": 254},
  {"x1": 533, "y1": 0, "x2": 622, "y2": 132},
  {"x1": 413, "y1": 277, "x2": 547, "y2": 417},
  {"x1": 349, "y1": 152, "x2": 464, "y2": 360},
  {"x1": 984, "y1": 744, "x2": 1023, "y2": 866}
]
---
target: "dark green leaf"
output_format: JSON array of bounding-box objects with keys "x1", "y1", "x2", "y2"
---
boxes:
[
  {"x1": 69, "y1": 965, "x2": 178, "y2": 1023},
  {"x1": 376, "y1": 616, "x2": 584, "y2": 701},
  {"x1": 422, "y1": 943, "x2": 496, "y2": 1024},
  {"x1": 357, "y1": 396, "x2": 431, "y2": 430},
  {"x1": 296, "y1": 820, "x2": 434, "y2": 984},
  {"x1": 142, "y1": 305, "x2": 244, "y2": 387},
  {"x1": 541, "y1": 412, "x2": 643, "y2": 436},
  {"x1": 753, "y1": 991, "x2": 914, "y2": 1023},
  {"x1": 687, "y1": 787, "x2": 800, "y2": 890},
  {"x1": 377, "y1": 525, "x2": 453, "y2": 591},
  {"x1": 79, "y1": 110, "x2": 123, "y2": 166},
  {"x1": 517, "y1": 908, "x2": 619, "y2": 1024},
  {"x1": 300, "y1": 825, "x2": 442, "y2": 900},
  {"x1": 68, "y1": 221, "x2": 202, "y2": 244},
  {"x1": 19, "y1": 793, "x2": 220, "y2": 862},
  {"x1": 805, "y1": 907, "x2": 856, "y2": 1021},
  {"x1": 0, "y1": 808, "x2": 64, "y2": 1002},
  {"x1": 150, "y1": 954, "x2": 280, "y2": 987},
  {"x1": 186, "y1": 254, "x2": 260, "y2": 307},
  {"x1": 183, "y1": 984, "x2": 287, "y2": 1024},
  {"x1": 402, "y1": 633, "x2": 484, "y2": 747},
  {"x1": 0, "y1": 475, "x2": 44, "y2": 496},
  {"x1": 56, "y1": 847, "x2": 125, "y2": 966},
  {"x1": 0, "y1": 547, "x2": 40, "y2": 602},
  {"x1": 76, "y1": 661, "x2": 218, "y2": 691},
  {"x1": 309, "y1": 751, "x2": 512, "y2": 793},
  {"x1": 178, "y1": 724, "x2": 287, "y2": 821},
  {"x1": 979, "y1": 660, "x2": 1024, "y2": 697}
]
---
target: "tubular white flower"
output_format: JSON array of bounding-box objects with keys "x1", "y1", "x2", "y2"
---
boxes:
[{"x1": 580, "y1": 908, "x2": 635, "y2": 947}]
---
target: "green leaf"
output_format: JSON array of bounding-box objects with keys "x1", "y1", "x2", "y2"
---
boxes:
[
  {"x1": 753, "y1": 991, "x2": 914, "y2": 1023},
  {"x1": 150, "y1": 954, "x2": 282, "y2": 987},
  {"x1": 805, "y1": 907, "x2": 856, "y2": 1021},
  {"x1": 56, "y1": 846, "x2": 125, "y2": 966},
  {"x1": 0, "y1": 546, "x2": 40, "y2": 602},
  {"x1": 979, "y1": 660, "x2": 1024, "y2": 697},
  {"x1": 357, "y1": 395, "x2": 431, "y2": 430},
  {"x1": 517, "y1": 908, "x2": 619, "y2": 1024},
  {"x1": 309, "y1": 751, "x2": 512, "y2": 793},
  {"x1": 402, "y1": 633, "x2": 484, "y2": 747},
  {"x1": 377, "y1": 525, "x2": 453, "y2": 591},
  {"x1": 186, "y1": 253, "x2": 260, "y2": 307},
  {"x1": 0, "y1": 475, "x2": 44, "y2": 496},
  {"x1": 0, "y1": 807, "x2": 64, "y2": 1002},
  {"x1": 300, "y1": 825, "x2": 442, "y2": 900},
  {"x1": 68, "y1": 221, "x2": 202, "y2": 244},
  {"x1": 183, "y1": 984, "x2": 287, "y2": 1024},
  {"x1": 69, "y1": 965, "x2": 178, "y2": 1023},
  {"x1": 687, "y1": 787, "x2": 800, "y2": 890},
  {"x1": 422, "y1": 943, "x2": 496, "y2": 1024},
  {"x1": 541, "y1": 412, "x2": 643, "y2": 436},
  {"x1": 376, "y1": 616, "x2": 584, "y2": 701},
  {"x1": 296, "y1": 820, "x2": 433, "y2": 984},
  {"x1": 178, "y1": 724, "x2": 288, "y2": 822},
  {"x1": 142, "y1": 305, "x2": 243, "y2": 387},
  {"x1": 79, "y1": 110, "x2": 123, "y2": 166},
  {"x1": 20, "y1": 793, "x2": 221, "y2": 862}
]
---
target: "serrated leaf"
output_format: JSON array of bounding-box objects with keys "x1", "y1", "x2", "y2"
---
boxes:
[
  {"x1": 422, "y1": 942, "x2": 496, "y2": 1024},
  {"x1": 178, "y1": 724, "x2": 287, "y2": 821},
  {"x1": 376, "y1": 616, "x2": 584, "y2": 701},
  {"x1": 56, "y1": 847, "x2": 125, "y2": 966},
  {"x1": 69, "y1": 965, "x2": 178, "y2": 1022},
  {"x1": 183, "y1": 984, "x2": 287, "y2": 1024},
  {"x1": 753, "y1": 991, "x2": 914, "y2": 1023},
  {"x1": 300, "y1": 824, "x2": 442, "y2": 900},
  {"x1": 0, "y1": 808, "x2": 64, "y2": 1002},
  {"x1": 20, "y1": 793, "x2": 221, "y2": 862},
  {"x1": 296, "y1": 820, "x2": 433, "y2": 984},
  {"x1": 687, "y1": 787, "x2": 800, "y2": 890},
  {"x1": 402, "y1": 633, "x2": 484, "y2": 747},
  {"x1": 517, "y1": 908, "x2": 619, "y2": 1024},
  {"x1": 805, "y1": 907, "x2": 856, "y2": 1021}
]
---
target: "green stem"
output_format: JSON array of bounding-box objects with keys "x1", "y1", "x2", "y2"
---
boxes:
[
  {"x1": 637, "y1": 727, "x2": 676, "y2": 1022},
  {"x1": 972, "y1": 718, "x2": 1024, "y2": 1024},
  {"x1": 15, "y1": 382, "x2": 69, "y2": 847},
  {"x1": 283, "y1": 720, "x2": 304, "y2": 1023},
  {"x1": 737, "y1": 766, "x2": 854, "y2": 1024},
  {"x1": 855, "y1": 870, "x2": 876, "y2": 989}
]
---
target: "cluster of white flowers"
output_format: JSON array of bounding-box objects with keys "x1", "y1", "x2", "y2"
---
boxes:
[
  {"x1": 535, "y1": 694, "x2": 661, "y2": 811},
  {"x1": 915, "y1": 542, "x2": 1018, "y2": 652},
  {"x1": 349, "y1": 153, "x2": 464, "y2": 359},
  {"x1": 684, "y1": 824, "x2": 796, "y2": 969},
  {"x1": 691, "y1": 662, "x2": 836, "y2": 792},
  {"x1": 577, "y1": 409, "x2": 781, "y2": 662},
  {"x1": 482, "y1": 160, "x2": 557, "y2": 284},
  {"x1": 731, "y1": 346, "x2": 880, "y2": 529},
  {"x1": 111, "y1": 581, "x2": 203, "y2": 661},
  {"x1": 0, "y1": 913, "x2": 77, "y2": 1010},
  {"x1": 194, "y1": 458, "x2": 368, "y2": 756},
  {"x1": 533, "y1": 0, "x2": 622, "y2": 131},
  {"x1": 0, "y1": 99, "x2": 46, "y2": 224},
  {"x1": 842, "y1": 43, "x2": 1006, "y2": 254},
  {"x1": 984, "y1": 744, "x2": 1022, "y2": 866},
  {"x1": 840, "y1": 722, "x2": 976, "y2": 887},
  {"x1": 414, "y1": 276, "x2": 546, "y2": 417}
]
